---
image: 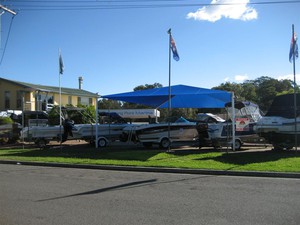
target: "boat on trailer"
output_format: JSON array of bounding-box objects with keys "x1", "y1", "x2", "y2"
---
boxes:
[
  {"x1": 254, "y1": 94, "x2": 300, "y2": 150},
  {"x1": 120, "y1": 117, "x2": 198, "y2": 149},
  {"x1": 20, "y1": 112, "x2": 133, "y2": 148},
  {"x1": 20, "y1": 122, "x2": 133, "y2": 148},
  {"x1": 198, "y1": 101, "x2": 264, "y2": 150}
]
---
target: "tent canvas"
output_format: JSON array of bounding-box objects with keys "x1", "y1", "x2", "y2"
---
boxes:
[{"x1": 102, "y1": 84, "x2": 232, "y2": 109}]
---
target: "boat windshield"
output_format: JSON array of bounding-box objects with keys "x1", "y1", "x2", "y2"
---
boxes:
[{"x1": 226, "y1": 102, "x2": 262, "y2": 122}]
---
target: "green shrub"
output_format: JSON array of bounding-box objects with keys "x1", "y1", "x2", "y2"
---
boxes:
[
  {"x1": 0, "y1": 117, "x2": 13, "y2": 125},
  {"x1": 47, "y1": 105, "x2": 96, "y2": 125}
]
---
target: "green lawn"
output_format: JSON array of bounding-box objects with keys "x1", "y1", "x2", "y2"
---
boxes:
[{"x1": 1, "y1": 145, "x2": 300, "y2": 173}]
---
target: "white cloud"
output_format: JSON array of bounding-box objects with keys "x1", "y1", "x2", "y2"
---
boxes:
[
  {"x1": 277, "y1": 74, "x2": 300, "y2": 83},
  {"x1": 186, "y1": 0, "x2": 257, "y2": 22},
  {"x1": 235, "y1": 74, "x2": 249, "y2": 82},
  {"x1": 223, "y1": 74, "x2": 300, "y2": 85}
]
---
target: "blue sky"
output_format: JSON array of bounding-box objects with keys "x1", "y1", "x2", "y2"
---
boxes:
[{"x1": 0, "y1": 0, "x2": 299, "y2": 96}]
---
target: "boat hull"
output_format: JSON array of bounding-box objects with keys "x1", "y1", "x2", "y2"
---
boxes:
[
  {"x1": 21, "y1": 123, "x2": 132, "y2": 146},
  {"x1": 255, "y1": 116, "x2": 300, "y2": 149},
  {"x1": 122, "y1": 123, "x2": 198, "y2": 148},
  {"x1": 206, "y1": 121, "x2": 262, "y2": 149}
]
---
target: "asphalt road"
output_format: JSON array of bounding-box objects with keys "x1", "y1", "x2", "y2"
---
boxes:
[{"x1": 1, "y1": 163, "x2": 300, "y2": 225}]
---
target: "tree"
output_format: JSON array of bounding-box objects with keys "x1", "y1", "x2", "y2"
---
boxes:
[
  {"x1": 212, "y1": 76, "x2": 294, "y2": 113},
  {"x1": 48, "y1": 105, "x2": 96, "y2": 125},
  {"x1": 212, "y1": 82, "x2": 243, "y2": 100},
  {"x1": 98, "y1": 98, "x2": 122, "y2": 109},
  {"x1": 241, "y1": 82, "x2": 257, "y2": 103},
  {"x1": 122, "y1": 83, "x2": 163, "y2": 109},
  {"x1": 133, "y1": 83, "x2": 163, "y2": 91},
  {"x1": 254, "y1": 77, "x2": 293, "y2": 112}
]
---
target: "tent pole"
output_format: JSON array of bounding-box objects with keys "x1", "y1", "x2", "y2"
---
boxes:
[
  {"x1": 59, "y1": 49, "x2": 62, "y2": 149},
  {"x1": 167, "y1": 29, "x2": 172, "y2": 151},
  {"x1": 292, "y1": 24, "x2": 297, "y2": 151},
  {"x1": 232, "y1": 92, "x2": 235, "y2": 151},
  {"x1": 95, "y1": 96, "x2": 99, "y2": 148}
]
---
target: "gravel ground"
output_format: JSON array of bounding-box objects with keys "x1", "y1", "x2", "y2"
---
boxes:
[{"x1": 0, "y1": 139, "x2": 275, "y2": 153}]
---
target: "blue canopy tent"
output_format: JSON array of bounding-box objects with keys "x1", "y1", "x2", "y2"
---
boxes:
[
  {"x1": 102, "y1": 85, "x2": 232, "y2": 109},
  {"x1": 97, "y1": 84, "x2": 236, "y2": 149}
]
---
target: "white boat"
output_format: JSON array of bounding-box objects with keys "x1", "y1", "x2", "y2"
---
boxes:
[
  {"x1": 74, "y1": 123, "x2": 135, "y2": 147},
  {"x1": 254, "y1": 94, "x2": 300, "y2": 150},
  {"x1": 20, "y1": 122, "x2": 133, "y2": 148},
  {"x1": 20, "y1": 111, "x2": 135, "y2": 148},
  {"x1": 120, "y1": 117, "x2": 198, "y2": 149},
  {"x1": 198, "y1": 101, "x2": 264, "y2": 150},
  {"x1": 0, "y1": 123, "x2": 21, "y2": 143}
]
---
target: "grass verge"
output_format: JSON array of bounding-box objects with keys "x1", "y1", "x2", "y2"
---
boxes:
[{"x1": 1, "y1": 145, "x2": 300, "y2": 173}]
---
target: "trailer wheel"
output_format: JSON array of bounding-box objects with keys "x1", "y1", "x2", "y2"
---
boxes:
[
  {"x1": 159, "y1": 138, "x2": 171, "y2": 149},
  {"x1": 89, "y1": 139, "x2": 95, "y2": 146},
  {"x1": 35, "y1": 139, "x2": 47, "y2": 149},
  {"x1": 143, "y1": 142, "x2": 153, "y2": 148},
  {"x1": 232, "y1": 139, "x2": 242, "y2": 151},
  {"x1": 273, "y1": 144, "x2": 293, "y2": 151},
  {"x1": 272, "y1": 144, "x2": 284, "y2": 151},
  {"x1": 98, "y1": 138, "x2": 107, "y2": 148}
]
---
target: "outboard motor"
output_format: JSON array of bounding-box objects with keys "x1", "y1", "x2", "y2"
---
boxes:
[
  {"x1": 63, "y1": 119, "x2": 74, "y2": 142},
  {"x1": 196, "y1": 122, "x2": 209, "y2": 148}
]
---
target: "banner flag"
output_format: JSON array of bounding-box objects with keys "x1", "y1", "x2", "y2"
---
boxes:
[
  {"x1": 289, "y1": 32, "x2": 298, "y2": 62},
  {"x1": 59, "y1": 51, "x2": 64, "y2": 74},
  {"x1": 170, "y1": 35, "x2": 180, "y2": 61}
]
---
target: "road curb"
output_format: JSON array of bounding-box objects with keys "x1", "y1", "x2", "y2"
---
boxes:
[{"x1": 1, "y1": 160, "x2": 300, "y2": 179}]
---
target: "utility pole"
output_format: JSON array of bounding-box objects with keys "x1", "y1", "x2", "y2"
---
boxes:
[
  {"x1": 0, "y1": 4, "x2": 17, "y2": 53},
  {"x1": 0, "y1": 5, "x2": 17, "y2": 16},
  {"x1": 0, "y1": 5, "x2": 16, "y2": 49}
]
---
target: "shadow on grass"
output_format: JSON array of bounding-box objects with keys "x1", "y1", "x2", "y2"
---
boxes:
[
  {"x1": 0, "y1": 144, "x2": 164, "y2": 161},
  {"x1": 192, "y1": 150, "x2": 300, "y2": 166},
  {"x1": 2, "y1": 142, "x2": 300, "y2": 166}
]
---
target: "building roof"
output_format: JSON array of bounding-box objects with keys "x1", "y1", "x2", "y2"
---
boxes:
[{"x1": 0, "y1": 77, "x2": 100, "y2": 98}]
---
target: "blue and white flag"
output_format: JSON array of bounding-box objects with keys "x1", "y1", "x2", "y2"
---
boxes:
[
  {"x1": 170, "y1": 35, "x2": 180, "y2": 61},
  {"x1": 289, "y1": 32, "x2": 298, "y2": 62},
  {"x1": 59, "y1": 52, "x2": 64, "y2": 74}
]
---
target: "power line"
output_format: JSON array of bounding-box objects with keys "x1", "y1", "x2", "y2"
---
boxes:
[
  {"x1": 3, "y1": 0, "x2": 300, "y2": 11},
  {"x1": 0, "y1": 15, "x2": 15, "y2": 66},
  {"x1": 4, "y1": 0, "x2": 300, "y2": 3}
]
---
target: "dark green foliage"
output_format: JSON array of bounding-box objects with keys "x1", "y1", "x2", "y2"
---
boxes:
[
  {"x1": 133, "y1": 83, "x2": 163, "y2": 91},
  {"x1": 98, "y1": 99, "x2": 122, "y2": 110},
  {"x1": 47, "y1": 106, "x2": 60, "y2": 125},
  {"x1": 213, "y1": 76, "x2": 295, "y2": 113},
  {"x1": 47, "y1": 105, "x2": 96, "y2": 125},
  {"x1": 0, "y1": 117, "x2": 13, "y2": 125}
]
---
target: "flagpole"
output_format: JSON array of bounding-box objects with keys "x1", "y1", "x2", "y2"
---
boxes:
[
  {"x1": 167, "y1": 28, "x2": 172, "y2": 151},
  {"x1": 59, "y1": 49, "x2": 62, "y2": 148},
  {"x1": 292, "y1": 24, "x2": 298, "y2": 151}
]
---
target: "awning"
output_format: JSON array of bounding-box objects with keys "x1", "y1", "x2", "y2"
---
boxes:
[{"x1": 102, "y1": 84, "x2": 231, "y2": 108}]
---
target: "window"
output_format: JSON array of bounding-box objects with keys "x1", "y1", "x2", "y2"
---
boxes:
[
  {"x1": 78, "y1": 97, "x2": 89, "y2": 106},
  {"x1": 16, "y1": 91, "x2": 22, "y2": 109},
  {"x1": 77, "y1": 97, "x2": 81, "y2": 105},
  {"x1": 89, "y1": 98, "x2": 93, "y2": 105},
  {"x1": 48, "y1": 96, "x2": 54, "y2": 104},
  {"x1": 4, "y1": 91, "x2": 10, "y2": 109},
  {"x1": 68, "y1": 96, "x2": 72, "y2": 105}
]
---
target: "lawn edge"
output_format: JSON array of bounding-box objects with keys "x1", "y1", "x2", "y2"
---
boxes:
[{"x1": 1, "y1": 159, "x2": 300, "y2": 179}]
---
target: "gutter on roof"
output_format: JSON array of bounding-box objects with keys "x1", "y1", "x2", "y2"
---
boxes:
[{"x1": 0, "y1": 77, "x2": 100, "y2": 98}]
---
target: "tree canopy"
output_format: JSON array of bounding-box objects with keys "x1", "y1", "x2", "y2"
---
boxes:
[{"x1": 213, "y1": 76, "x2": 295, "y2": 112}]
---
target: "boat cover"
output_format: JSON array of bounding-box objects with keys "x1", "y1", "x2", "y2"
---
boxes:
[{"x1": 265, "y1": 94, "x2": 300, "y2": 118}]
